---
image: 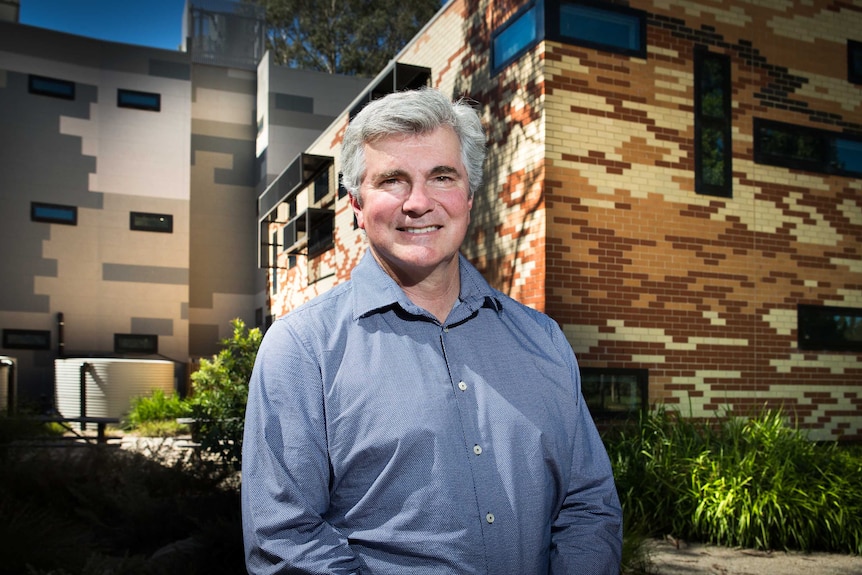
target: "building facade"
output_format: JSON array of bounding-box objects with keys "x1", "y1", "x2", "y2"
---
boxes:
[
  {"x1": 262, "y1": 0, "x2": 862, "y2": 440},
  {"x1": 0, "y1": 0, "x2": 368, "y2": 405}
]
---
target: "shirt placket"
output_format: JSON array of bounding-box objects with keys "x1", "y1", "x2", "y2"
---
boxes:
[{"x1": 439, "y1": 320, "x2": 502, "y2": 574}]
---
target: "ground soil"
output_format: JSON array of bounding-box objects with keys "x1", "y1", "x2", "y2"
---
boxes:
[{"x1": 648, "y1": 537, "x2": 862, "y2": 575}]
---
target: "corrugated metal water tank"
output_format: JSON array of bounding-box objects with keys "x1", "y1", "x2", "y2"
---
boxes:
[{"x1": 55, "y1": 358, "x2": 174, "y2": 419}]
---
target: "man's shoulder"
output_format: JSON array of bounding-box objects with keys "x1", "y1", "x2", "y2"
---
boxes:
[{"x1": 276, "y1": 280, "x2": 356, "y2": 328}]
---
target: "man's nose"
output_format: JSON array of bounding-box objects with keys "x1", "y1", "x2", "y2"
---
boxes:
[{"x1": 401, "y1": 181, "x2": 435, "y2": 214}]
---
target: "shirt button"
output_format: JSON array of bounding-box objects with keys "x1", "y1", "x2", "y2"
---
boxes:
[
  {"x1": 486, "y1": 513, "x2": 495, "y2": 524},
  {"x1": 473, "y1": 444, "x2": 482, "y2": 455},
  {"x1": 458, "y1": 381, "x2": 468, "y2": 391}
]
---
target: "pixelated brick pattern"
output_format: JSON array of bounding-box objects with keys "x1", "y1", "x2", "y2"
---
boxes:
[{"x1": 271, "y1": 0, "x2": 862, "y2": 440}]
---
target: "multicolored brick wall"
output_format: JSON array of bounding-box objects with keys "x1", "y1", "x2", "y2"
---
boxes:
[
  {"x1": 545, "y1": 0, "x2": 862, "y2": 440},
  {"x1": 270, "y1": 0, "x2": 862, "y2": 440}
]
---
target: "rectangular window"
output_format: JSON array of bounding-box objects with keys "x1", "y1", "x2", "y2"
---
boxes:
[
  {"x1": 29, "y1": 74, "x2": 75, "y2": 100},
  {"x1": 31, "y1": 202, "x2": 77, "y2": 225},
  {"x1": 3, "y1": 329, "x2": 51, "y2": 350},
  {"x1": 313, "y1": 170, "x2": 330, "y2": 204},
  {"x1": 555, "y1": 0, "x2": 646, "y2": 57},
  {"x1": 114, "y1": 333, "x2": 158, "y2": 355},
  {"x1": 580, "y1": 367, "x2": 648, "y2": 418},
  {"x1": 117, "y1": 89, "x2": 161, "y2": 111},
  {"x1": 849, "y1": 40, "x2": 862, "y2": 85},
  {"x1": 695, "y1": 48, "x2": 732, "y2": 197},
  {"x1": 798, "y1": 304, "x2": 862, "y2": 352},
  {"x1": 754, "y1": 118, "x2": 862, "y2": 178},
  {"x1": 492, "y1": 2, "x2": 541, "y2": 73},
  {"x1": 130, "y1": 212, "x2": 173, "y2": 233}
]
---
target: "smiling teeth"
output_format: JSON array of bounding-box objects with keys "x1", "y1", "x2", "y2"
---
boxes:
[{"x1": 404, "y1": 226, "x2": 439, "y2": 234}]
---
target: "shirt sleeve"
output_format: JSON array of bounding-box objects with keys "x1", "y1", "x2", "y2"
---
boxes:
[
  {"x1": 241, "y1": 319, "x2": 363, "y2": 575},
  {"x1": 548, "y1": 325, "x2": 624, "y2": 575}
]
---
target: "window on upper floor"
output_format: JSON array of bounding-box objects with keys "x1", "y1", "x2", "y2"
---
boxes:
[
  {"x1": 695, "y1": 48, "x2": 732, "y2": 197},
  {"x1": 117, "y1": 88, "x2": 161, "y2": 111},
  {"x1": 754, "y1": 118, "x2": 862, "y2": 178},
  {"x1": 552, "y1": 0, "x2": 646, "y2": 57},
  {"x1": 798, "y1": 304, "x2": 862, "y2": 352},
  {"x1": 130, "y1": 212, "x2": 173, "y2": 233},
  {"x1": 3, "y1": 329, "x2": 51, "y2": 350},
  {"x1": 31, "y1": 202, "x2": 77, "y2": 225},
  {"x1": 492, "y1": 0, "x2": 647, "y2": 75},
  {"x1": 114, "y1": 333, "x2": 158, "y2": 355},
  {"x1": 580, "y1": 367, "x2": 648, "y2": 418},
  {"x1": 29, "y1": 74, "x2": 75, "y2": 100},
  {"x1": 492, "y1": 2, "x2": 542, "y2": 73},
  {"x1": 849, "y1": 40, "x2": 862, "y2": 85}
]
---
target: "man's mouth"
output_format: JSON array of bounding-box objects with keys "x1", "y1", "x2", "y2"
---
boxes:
[{"x1": 400, "y1": 225, "x2": 441, "y2": 234}]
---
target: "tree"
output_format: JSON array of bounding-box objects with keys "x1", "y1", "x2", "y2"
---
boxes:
[{"x1": 249, "y1": 0, "x2": 441, "y2": 76}]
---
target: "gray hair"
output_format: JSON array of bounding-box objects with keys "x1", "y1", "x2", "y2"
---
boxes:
[{"x1": 340, "y1": 87, "x2": 486, "y2": 201}]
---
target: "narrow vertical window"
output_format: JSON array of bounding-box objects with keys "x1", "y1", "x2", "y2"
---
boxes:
[
  {"x1": 695, "y1": 48, "x2": 732, "y2": 197},
  {"x1": 848, "y1": 40, "x2": 862, "y2": 85}
]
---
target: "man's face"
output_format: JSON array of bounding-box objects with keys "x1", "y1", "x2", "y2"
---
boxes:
[{"x1": 350, "y1": 126, "x2": 473, "y2": 286}]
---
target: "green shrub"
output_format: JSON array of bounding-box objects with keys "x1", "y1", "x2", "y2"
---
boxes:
[
  {"x1": 608, "y1": 406, "x2": 862, "y2": 554},
  {"x1": 125, "y1": 389, "x2": 191, "y2": 429},
  {"x1": 188, "y1": 318, "x2": 262, "y2": 469}
]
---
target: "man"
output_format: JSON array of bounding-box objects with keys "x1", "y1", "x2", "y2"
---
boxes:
[{"x1": 242, "y1": 87, "x2": 623, "y2": 574}]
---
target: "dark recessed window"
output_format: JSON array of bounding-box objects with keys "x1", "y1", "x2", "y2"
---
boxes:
[
  {"x1": 29, "y1": 74, "x2": 75, "y2": 100},
  {"x1": 130, "y1": 212, "x2": 173, "y2": 233},
  {"x1": 117, "y1": 89, "x2": 161, "y2": 111},
  {"x1": 31, "y1": 202, "x2": 77, "y2": 225},
  {"x1": 553, "y1": 0, "x2": 646, "y2": 58},
  {"x1": 580, "y1": 367, "x2": 648, "y2": 418},
  {"x1": 313, "y1": 170, "x2": 330, "y2": 204},
  {"x1": 492, "y1": 2, "x2": 541, "y2": 73},
  {"x1": 754, "y1": 118, "x2": 862, "y2": 178},
  {"x1": 3, "y1": 329, "x2": 51, "y2": 350},
  {"x1": 695, "y1": 48, "x2": 732, "y2": 197},
  {"x1": 114, "y1": 333, "x2": 158, "y2": 354},
  {"x1": 798, "y1": 304, "x2": 862, "y2": 352},
  {"x1": 849, "y1": 40, "x2": 862, "y2": 85}
]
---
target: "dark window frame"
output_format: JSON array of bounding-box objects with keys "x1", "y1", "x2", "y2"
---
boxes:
[
  {"x1": 491, "y1": 0, "x2": 647, "y2": 76},
  {"x1": 548, "y1": 0, "x2": 647, "y2": 59},
  {"x1": 491, "y1": 1, "x2": 543, "y2": 74},
  {"x1": 754, "y1": 118, "x2": 862, "y2": 178},
  {"x1": 28, "y1": 74, "x2": 75, "y2": 100},
  {"x1": 130, "y1": 211, "x2": 173, "y2": 233},
  {"x1": 694, "y1": 47, "x2": 733, "y2": 197},
  {"x1": 114, "y1": 333, "x2": 158, "y2": 355},
  {"x1": 849, "y1": 40, "x2": 862, "y2": 85},
  {"x1": 31, "y1": 202, "x2": 78, "y2": 225},
  {"x1": 580, "y1": 367, "x2": 649, "y2": 419},
  {"x1": 117, "y1": 88, "x2": 161, "y2": 112},
  {"x1": 3, "y1": 329, "x2": 51, "y2": 350},
  {"x1": 798, "y1": 304, "x2": 862, "y2": 352}
]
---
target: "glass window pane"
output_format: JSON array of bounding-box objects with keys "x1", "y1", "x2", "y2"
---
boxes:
[
  {"x1": 117, "y1": 89, "x2": 161, "y2": 111},
  {"x1": 29, "y1": 75, "x2": 75, "y2": 100},
  {"x1": 701, "y1": 127, "x2": 726, "y2": 187},
  {"x1": 560, "y1": 4, "x2": 640, "y2": 52},
  {"x1": 835, "y1": 138, "x2": 862, "y2": 176},
  {"x1": 130, "y1": 212, "x2": 173, "y2": 233},
  {"x1": 492, "y1": 6, "x2": 538, "y2": 71},
  {"x1": 31, "y1": 202, "x2": 77, "y2": 225}
]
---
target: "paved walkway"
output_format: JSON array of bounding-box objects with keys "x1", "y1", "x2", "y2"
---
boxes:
[{"x1": 648, "y1": 538, "x2": 862, "y2": 574}]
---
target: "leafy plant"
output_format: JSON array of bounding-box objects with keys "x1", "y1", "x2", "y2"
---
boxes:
[
  {"x1": 126, "y1": 389, "x2": 191, "y2": 429},
  {"x1": 188, "y1": 318, "x2": 262, "y2": 469},
  {"x1": 607, "y1": 406, "x2": 862, "y2": 554}
]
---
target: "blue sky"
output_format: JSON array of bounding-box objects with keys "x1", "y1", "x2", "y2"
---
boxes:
[{"x1": 19, "y1": 0, "x2": 187, "y2": 50}]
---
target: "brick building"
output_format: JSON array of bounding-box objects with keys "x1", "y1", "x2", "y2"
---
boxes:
[{"x1": 261, "y1": 0, "x2": 862, "y2": 440}]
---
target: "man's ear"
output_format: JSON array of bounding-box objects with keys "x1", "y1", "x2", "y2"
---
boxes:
[{"x1": 349, "y1": 193, "x2": 365, "y2": 229}]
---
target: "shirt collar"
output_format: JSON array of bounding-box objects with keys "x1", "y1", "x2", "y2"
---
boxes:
[{"x1": 351, "y1": 250, "x2": 503, "y2": 321}]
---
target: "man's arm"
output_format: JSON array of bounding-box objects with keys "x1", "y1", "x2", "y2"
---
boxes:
[
  {"x1": 241, "y1": 320, "x2": 362, "y2": 575},
  {"x1": 549, "y1": 329, "x2": 623, "y2": 575}
]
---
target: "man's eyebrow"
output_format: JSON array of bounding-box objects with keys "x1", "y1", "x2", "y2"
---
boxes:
[
  {"x1": 371, "y1": 169, "x2": 408, "y2": 181},
  {"x1": 428, "y1": 165, "x2": 460, "y2": 177}
]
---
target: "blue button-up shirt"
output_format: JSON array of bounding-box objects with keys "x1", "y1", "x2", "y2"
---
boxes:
[{"x1": 242, "y1": 252, "x2": 622, "y2": 574}]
